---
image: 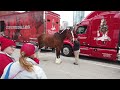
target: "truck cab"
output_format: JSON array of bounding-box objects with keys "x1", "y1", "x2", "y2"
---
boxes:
[{"x1": 62, "y1": 11, "x2": 120, "y2": 61}]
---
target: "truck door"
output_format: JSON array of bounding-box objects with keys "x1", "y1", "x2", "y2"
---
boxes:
[
  {"x1": 76, "y1": 22, "x2": 92, "y2": 56},
  {"x1": 76, "y1": 25, "x2": 90, "y2": 45}
]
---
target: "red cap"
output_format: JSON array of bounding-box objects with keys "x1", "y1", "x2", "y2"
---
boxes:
[
  {"x1": 21, "y1": 43, "x2": 36, "y2": 57},
  {"x1": 1, "y1": 39, "x2": 16, "y2": 51}
]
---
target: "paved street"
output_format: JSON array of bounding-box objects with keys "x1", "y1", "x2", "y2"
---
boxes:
[{"x1": 12, "y1": 48, "x2": 120, "y2": 79}]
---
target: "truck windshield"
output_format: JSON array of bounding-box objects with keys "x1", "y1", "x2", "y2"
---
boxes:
[{"x1": 76, "y1": 26, "x2": 87, "y2": 34}]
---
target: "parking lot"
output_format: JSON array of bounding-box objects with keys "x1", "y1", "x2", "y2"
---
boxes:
[{"x1": 12, "y1": 48, "x2": 120, "y2": 79}]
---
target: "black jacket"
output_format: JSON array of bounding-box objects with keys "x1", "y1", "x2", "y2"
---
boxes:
[{"x1": 73, "y1": 40, "x2": 80, "y2": 51}]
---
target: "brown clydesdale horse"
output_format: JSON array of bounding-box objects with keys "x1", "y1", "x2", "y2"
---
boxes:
[{"x1": 37, "y1": 28, "x2": 74, "y2": 64}]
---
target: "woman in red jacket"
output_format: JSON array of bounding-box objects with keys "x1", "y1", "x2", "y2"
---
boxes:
[{"x1": 0, "y1": 39, "x2": 16, "y2": 77}]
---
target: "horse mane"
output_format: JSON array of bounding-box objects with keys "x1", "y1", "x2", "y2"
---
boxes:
[{"x1": 52, "y1": 29, "x2": 68, "y2": 41}]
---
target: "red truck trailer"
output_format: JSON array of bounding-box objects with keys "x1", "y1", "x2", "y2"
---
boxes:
[
  {"x1": 0, "y1": 11, "x2": 60, "y2": 47},
  {"x1": 62, "y1": 11, "x2": 120, "y2": 61}
]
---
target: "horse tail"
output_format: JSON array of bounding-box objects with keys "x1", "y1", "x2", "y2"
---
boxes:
[
  {"x1": 37, "y1": 35, "x2": 41, "y2": 49},
  {"x1": 37, "y1": 34, "x2": 45, "y2": 49}
]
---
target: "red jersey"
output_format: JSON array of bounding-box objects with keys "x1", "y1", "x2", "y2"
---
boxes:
[{"x1": 0, "y1": 52, "x2": 14, "y2": 76}]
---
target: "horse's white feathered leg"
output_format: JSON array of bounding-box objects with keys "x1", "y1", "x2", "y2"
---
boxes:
[{"x1": 55, "y1": 58, "x2": 62, "y2": 64}]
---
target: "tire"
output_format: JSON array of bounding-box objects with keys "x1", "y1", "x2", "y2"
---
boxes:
[{"x1": 61, "y1": 45, "x2": 73, "y2": 57}]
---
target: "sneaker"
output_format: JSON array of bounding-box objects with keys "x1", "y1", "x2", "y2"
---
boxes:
[{"x1": 73, "y1": 62, "x2": 78, "y2": 65}]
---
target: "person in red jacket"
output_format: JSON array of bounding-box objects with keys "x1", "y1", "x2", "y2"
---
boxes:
[{"x1": 0, "y1": 39, "x2": 16, "y2": 77}]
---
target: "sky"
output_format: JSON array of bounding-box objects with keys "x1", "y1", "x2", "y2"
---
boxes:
[
  {"x1": 52, "y1": 11, "x2": 73, "y2": 26},
  {"x1": 53, "y1": 11, "x2": 92, "y2": 26}
]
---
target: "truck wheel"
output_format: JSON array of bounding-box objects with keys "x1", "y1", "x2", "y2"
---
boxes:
[{"x1": 61, "y1": 45, "x2": 73, "y2": 57}]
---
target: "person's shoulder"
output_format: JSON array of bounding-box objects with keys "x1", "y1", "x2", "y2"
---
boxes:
[
  {"x1": 76, "y1": 40, "x2": 80, "y2": 43},
  {"x1": 0, "y1": 52, "x2": 7, "y2": 57},
  {"x1": 0, "y1": 37, "x2": 9, "y2": 43},
  {"x1": 77, "y1": 41, "x2": 80, "y2": 44},
  {"x1": 33, "y1": 65, "x2": 47, "y2": 79},
  {"x1": 0, "y1": 53, "x2": 6, "y2": 61},
  {"x1": 33, "y1": 65, "x2": 45, "y2": 74},
  {"x1": 26, "y1": 57, "x2": 38, "y2": 65},
  {"x1": 33, "y1": 65, "x2": 43, "y2": 71},
  {"x1": 0, "y1": 36, "x2": 7, "y2": 40},
  {"x1": 0, "y1": 53, "x2": 13, "y2": 63},
  {"x1": 74, "y1": 40, "x2": 79, "y2": 44}
]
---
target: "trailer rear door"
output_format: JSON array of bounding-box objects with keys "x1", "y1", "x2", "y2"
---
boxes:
[{"x1": 45, "y1": 11, "x2": 60, "y2": 35}]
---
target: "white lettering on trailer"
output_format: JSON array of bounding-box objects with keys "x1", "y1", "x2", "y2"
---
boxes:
[
  {"x1": 79, "y1": 37, "x2": 87, "y2": 39},
  {"x1": 102, "y1": 53, "x2": 112, "y2": 58},
  {"x1": 80, "y1": 48, "x2": 89, "y2": 50},
  {"x1": 6, "y1": 25, "x2": 30, "y2": 29}
]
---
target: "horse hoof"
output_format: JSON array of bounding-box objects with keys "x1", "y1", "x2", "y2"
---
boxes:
[
  {"x1": 55, "y1": 62, "x2": 62, "y2": 64},
  {"x1": 55, "y1": 59, "x2": 62, "y2": 64}
]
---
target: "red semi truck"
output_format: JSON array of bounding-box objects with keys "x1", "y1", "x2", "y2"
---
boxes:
[
  {"x1": 0, "y1": 11, "x2": 60, "y2": 47},
  {"x1": 62, "y1": 11, "x2": 120, "y2": 61}
]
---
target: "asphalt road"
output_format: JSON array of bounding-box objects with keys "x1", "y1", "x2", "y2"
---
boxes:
[{"x1": 12, "y1": 48, "x2": 120, "y2": 79}]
